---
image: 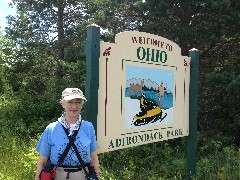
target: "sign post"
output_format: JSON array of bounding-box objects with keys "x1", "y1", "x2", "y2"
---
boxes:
[
  {"x1": 84, "y1": 24, "x2": 100, "y2": 134},
  {"x1": 186, "y1": 48, "x2": 199, "y2": 179}
]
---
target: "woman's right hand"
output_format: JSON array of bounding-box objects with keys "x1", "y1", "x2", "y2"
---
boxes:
[{"x1": 35, "y1": 155, "x2": 48, "y2": 180}]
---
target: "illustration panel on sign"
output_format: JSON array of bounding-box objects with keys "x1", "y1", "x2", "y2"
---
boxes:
[{"x1": 125, "y1": 65, "x2": 174, "y2": 129}]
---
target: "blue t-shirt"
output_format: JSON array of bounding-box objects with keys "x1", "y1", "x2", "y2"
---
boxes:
[{"x1": 36, "y1": 120, "x2": 97, "y2": 166}]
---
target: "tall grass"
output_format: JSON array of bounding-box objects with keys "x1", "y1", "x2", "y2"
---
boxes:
[
  {"x1": 196, "y1": 141, "x2": 240, "y2": 179},
  {"x1": 196, "y1": 147, "x2": 240, "y2": 179},
  {"x1": 0, "y1": 135, "x2": 38, "y2": 180},
  {"x1": 0, "y1": 135, "x2": 239, "y2": 180}
]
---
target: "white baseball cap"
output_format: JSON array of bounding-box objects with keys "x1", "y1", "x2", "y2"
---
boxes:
[{"x1": 62, "y1": 88, "x2": 87, "y2": 101}]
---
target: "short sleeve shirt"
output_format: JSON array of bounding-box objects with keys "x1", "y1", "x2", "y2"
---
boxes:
[{"x1": 35, "y1": 120, "x2": 97, "y2": 166}]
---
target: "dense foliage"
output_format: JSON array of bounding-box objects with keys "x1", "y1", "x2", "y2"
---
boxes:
[
  {"x1": 1, "y1": 0, "x2": 239, "y2": 143},
  {"x1": 0, "y1": 0, "x2": 239, "y2": 179},
  {"x1": 0, "y1": 137, "x2": 239, "y2": 179}
]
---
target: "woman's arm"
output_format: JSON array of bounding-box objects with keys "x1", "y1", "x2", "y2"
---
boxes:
[
  {"x1": 35, "y1": 155, "x2": 48, "y2": 180},
  {"x1": 90, "y1": 151, "x2": 100, "y2": 176}
]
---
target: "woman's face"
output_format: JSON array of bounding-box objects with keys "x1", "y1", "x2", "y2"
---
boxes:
[{"x1": 62, "y1": 98, "x2": 83, "y2": 118}]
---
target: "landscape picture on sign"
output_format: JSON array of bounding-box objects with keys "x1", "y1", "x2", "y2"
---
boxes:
[{"x1": 125, "y1": 65, "x2": 174, "y2": 129}]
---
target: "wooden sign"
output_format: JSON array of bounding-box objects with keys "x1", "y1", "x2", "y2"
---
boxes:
[{"x1": 96, "y1": 31, "x2": 191, "y2": 153}]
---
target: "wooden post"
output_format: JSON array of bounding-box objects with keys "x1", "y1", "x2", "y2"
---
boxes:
[
  {"x1": 186, "y1": 48, "x2": 199, "y2": 179},
  {"x1": 84, "y1": 24, "x2": 100, "y2": 136}
]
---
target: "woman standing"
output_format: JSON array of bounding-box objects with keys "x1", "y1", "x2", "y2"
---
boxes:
[{"x1": 35, "y1": 88, "x2": 100, "y2": 180}]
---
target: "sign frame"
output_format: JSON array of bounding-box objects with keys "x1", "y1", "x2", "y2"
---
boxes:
[{"x1": 84, "y1": 24, "x2": 199, "y2": 179}]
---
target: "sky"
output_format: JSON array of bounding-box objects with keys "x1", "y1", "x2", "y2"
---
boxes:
[
  {"x1": 126, "y1": 65, "x2": 174, "y2": 91},
  {"x1": 0, "y1": 0, "x2": 16, "y2": 31}
]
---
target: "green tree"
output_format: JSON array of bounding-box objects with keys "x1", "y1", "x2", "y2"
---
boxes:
[
  {"x1": 86, "y1": 0, "x2": 240, "y2": 144},
  {"x1": 1, "y1": 0, "x2": 88, "y2": 135},
  {"x1": 0, "y1": 31, "x2": 15, "y2": 96},
  {"x1": 2, "y1": 0, "x2": 239, "y2": 142}
]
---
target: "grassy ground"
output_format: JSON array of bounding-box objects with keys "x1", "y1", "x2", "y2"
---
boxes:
[
  {"x1": 0, "y1": 135, "x2": 239, "y2": 180},
  {"x1": 0, "y1": 135, "x2": 38, "y2": 180}
]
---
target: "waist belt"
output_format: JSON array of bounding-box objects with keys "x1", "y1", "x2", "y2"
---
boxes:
[
  {"x1": 63, "y1": 168, "x2": 83, "y2": 172},
  {"x1": 57, "y1": 166, "x2": 86, "y2": 179},
  {"x1": 59, "y1": 165, "x2": 82, "y2": 168},
  {"x1": 58, "y1": 163, "x2": 89, "y2": 168}
]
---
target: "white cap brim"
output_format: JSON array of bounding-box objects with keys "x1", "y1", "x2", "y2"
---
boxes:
[{"x1": 63, "y1": 95, "x2": 87, "y2": 101}]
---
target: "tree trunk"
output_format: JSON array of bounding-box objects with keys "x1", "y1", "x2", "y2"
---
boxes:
[{"x1": 57, "y1": 0, "x2": 65, "y2": 60}]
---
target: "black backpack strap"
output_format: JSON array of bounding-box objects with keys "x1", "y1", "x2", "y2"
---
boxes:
[
  {"x1": 57, "y1": 120, "x2": 82, "y2": 166},
  {"x1": 70, "y1": 138, "x2": 89, "y2": 176},
  {"x1": 60, "y1": 123, "x2": 89, "y2": 177}
]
